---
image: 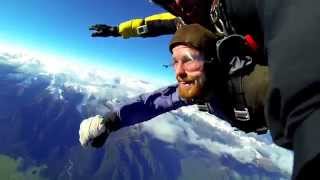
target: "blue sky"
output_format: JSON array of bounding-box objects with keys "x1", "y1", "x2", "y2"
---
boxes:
[{"x1": 0, "y1": 0, "x2": 175, "y2": 83}]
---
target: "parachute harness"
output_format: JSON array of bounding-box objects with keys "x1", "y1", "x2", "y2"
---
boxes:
[
  {"x1": 209, "y1": 0, "x2": 260, "y2": 125},
  {"x1": 210, "y1": 0, "x2": 235, "y2": 36}
]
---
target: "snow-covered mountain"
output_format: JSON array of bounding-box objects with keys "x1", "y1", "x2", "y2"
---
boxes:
[{"x1": 0, "y1": 49, "x2": 293, "y2": 180}]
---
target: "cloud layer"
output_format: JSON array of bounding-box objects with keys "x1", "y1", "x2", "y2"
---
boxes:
[{"x1": 142, "y1": 106, "x2": 293, "y2": 176}]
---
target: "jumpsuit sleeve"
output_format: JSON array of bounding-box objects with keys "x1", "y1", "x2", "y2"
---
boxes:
[
  {"x1": 118, "y1": 12, "x2": 178, "y2": 38},
  {"x1": 114, "y1": 84, "x2": 190, "y2": 127}
]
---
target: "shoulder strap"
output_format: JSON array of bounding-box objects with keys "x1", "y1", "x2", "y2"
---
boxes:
[
  {"x1": 210, "y1": 0, "x2": 236, "y2": 36},
  {"x1": 228, "y1": 75, "x2": 251, "y2": 121}
]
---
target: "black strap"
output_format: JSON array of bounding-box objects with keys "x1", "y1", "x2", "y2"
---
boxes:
[
  {"x1": 217, "y1": 0, "x2": 236, "y2": 34},
  {"x1": 210, "y1": 0, "x2": 236, "y2": 36},
  {"x1": 197, "y1": 102, "x2": 210, "y2": 112},
  {"x1": 229, "y1": 75, "x2": 251, "y2": 121}
]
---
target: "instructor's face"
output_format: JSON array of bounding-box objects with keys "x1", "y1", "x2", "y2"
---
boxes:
[{"x1": 172, "y1": 45, "x2": 206, "y2": 100}]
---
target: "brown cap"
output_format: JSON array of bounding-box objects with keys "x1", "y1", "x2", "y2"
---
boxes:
[{"x1": 169, "y1": 24, "x2": 219, "y2": 59}]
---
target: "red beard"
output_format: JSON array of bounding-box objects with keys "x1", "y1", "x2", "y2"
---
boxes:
[{"x1": 177, "y1": 74, "x2": 206, "y2": 100}]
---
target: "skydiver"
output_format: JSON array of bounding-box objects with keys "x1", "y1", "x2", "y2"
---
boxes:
[
  {"x1": 89, "y1": 1, "x2": 320, "y2": 179},
  {"x1": 79, "y1": 23, "x2": 269, "y2": 160}
]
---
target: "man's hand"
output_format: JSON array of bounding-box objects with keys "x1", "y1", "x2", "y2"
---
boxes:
[
  {"x1": 89, "y1": 24, "x2": 120, "y2": 37},
  {"x1": 79, "y1": 115, "x2": 108, "y2": 147},
  {"x1": 79, "y1": 111, "x2": 121, "y2": 148}
]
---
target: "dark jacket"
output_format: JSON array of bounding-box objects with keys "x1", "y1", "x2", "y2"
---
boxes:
[{"x1": 224, "y1": 0, "x2": 320, "y2": 178}]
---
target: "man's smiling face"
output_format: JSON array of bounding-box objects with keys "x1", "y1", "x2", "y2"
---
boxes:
[{"x1": 172, "y1": 44, "x2": 207, "y2": 100}]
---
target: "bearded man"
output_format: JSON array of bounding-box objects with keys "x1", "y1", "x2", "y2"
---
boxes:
[{"x1": 79, "y1": 24, "x2": 269, "y2": 150}]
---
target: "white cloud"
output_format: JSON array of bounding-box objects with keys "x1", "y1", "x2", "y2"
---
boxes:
[
  {"x1": 142, "y1": 105, "x2": 293, "y2": 175},
  {"x1": 142, "y1": 113, "x2": 185, "y2": 143},
  {"x1": 0, "y1": 49, "x2": 160, "y2": 108}
]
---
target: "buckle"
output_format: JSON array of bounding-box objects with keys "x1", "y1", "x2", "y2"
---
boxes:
[
  {"x1": 136, "y1": 25, "x2": 148, "y2": 35},
  {"x1": 216, "y1": 34, "x2": 245, "y2": 62},
  {"x1": 234, "y1": 108, "x2": 250, "y2": 121},
  {"x1": 197, "y1": 104, "x2": 209, "y2": 112}
]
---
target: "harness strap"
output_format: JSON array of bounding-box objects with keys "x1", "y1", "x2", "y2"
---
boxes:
[
  {"x1": 197, "y1": 102, "x2": 210, "y2": 112},
  {"x1": 229, "y1": 76, "x2": 251, "y2": 122},
  {"x1": 210, "y1": 0, "x2": 236, "y2": 36}
]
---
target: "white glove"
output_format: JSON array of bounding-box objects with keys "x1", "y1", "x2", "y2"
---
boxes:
[{"x1": 79, "y1": 115, "x2": 106, "y2": 147}]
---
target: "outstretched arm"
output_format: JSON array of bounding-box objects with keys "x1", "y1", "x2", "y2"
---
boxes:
[
  {"x1": 89, "y1": 12, "x2": 182, "y2": 39},
  {"x1": 79, "y1": 84, "x2": 191, "y2": 148},
  {"x1": 89, "y1": 24, "x2": 121, "y2": 37},
  {"x1": 116, "y1": 84, "x2": 189, "y2": 127}
]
